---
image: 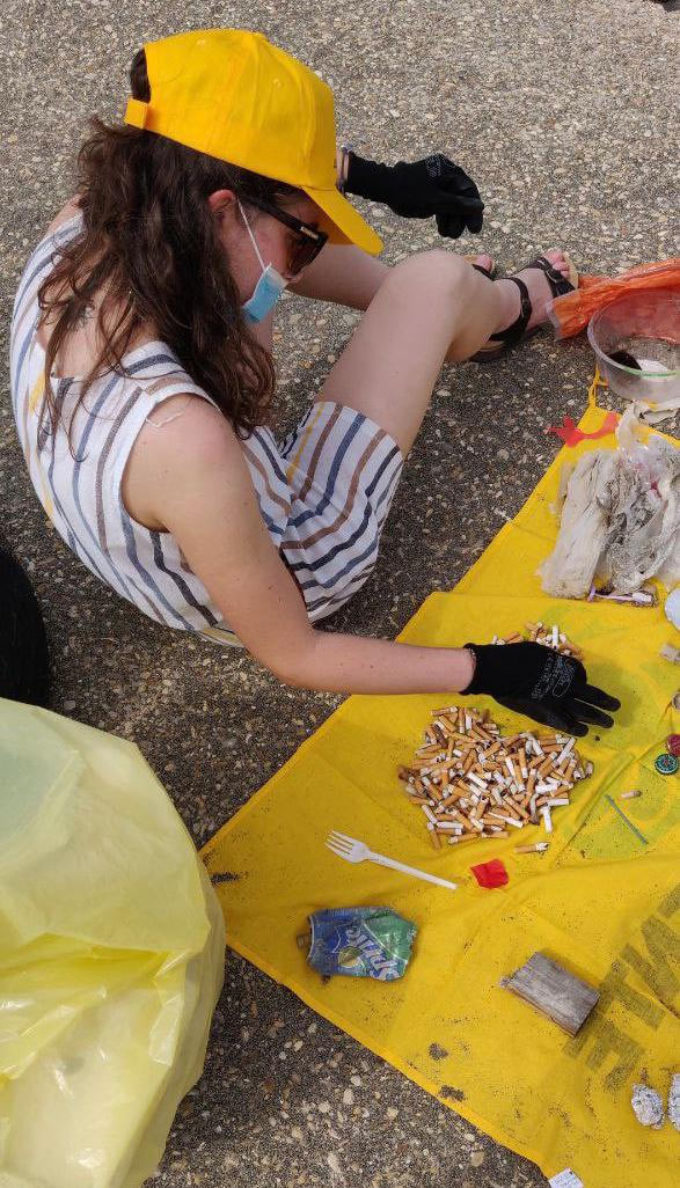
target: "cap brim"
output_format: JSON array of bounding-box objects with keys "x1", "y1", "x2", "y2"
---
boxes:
[{"x1": 302, "y1": 184, "x2": 383, "y2": 255}]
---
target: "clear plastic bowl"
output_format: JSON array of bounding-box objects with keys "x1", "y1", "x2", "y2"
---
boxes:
[{"x1": 587, "y1": 289, "x2": 680, "y2": 402}]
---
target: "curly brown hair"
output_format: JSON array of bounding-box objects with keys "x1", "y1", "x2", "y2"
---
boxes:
[{"x1": 38, "y1": 48, "x2": 302, "y2": 445}]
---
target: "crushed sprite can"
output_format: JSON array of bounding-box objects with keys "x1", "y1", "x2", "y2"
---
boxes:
[{"x1": 302, "y1": 907, "x2": 417, "y2": 981}]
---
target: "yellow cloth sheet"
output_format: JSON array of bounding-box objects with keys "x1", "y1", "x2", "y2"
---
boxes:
[{"x1": 203, "y1": 402, "x2": 680, "y2": 1187}]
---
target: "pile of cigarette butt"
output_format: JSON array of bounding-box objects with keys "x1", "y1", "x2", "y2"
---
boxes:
[
  {"x1": 492, "y1": 622, "x2": 583, "y2": 659},
  {"x1": 398, "y1": 705, "x2": 592, "y2": 848}
]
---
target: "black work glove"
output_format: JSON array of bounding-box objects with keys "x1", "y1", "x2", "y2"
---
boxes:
[
  {"x1": 344, "y1": 152, "x2": 484, "y2": 238},
  {"x1": 463, "y1": 642, "x2": 620, "y2": 737}
]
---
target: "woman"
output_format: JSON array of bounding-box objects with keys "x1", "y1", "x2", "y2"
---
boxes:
[{"x1": 10, "y1": 28, "x2": 618, "y2": 734}]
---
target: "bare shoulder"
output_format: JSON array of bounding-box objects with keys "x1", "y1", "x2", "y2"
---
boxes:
[
  {"x1": 123, "y1": 394, "x2": 248, "y2": 530},
  {"x1": 44, "y1": 197, "x2": 83, "y2": 237}
]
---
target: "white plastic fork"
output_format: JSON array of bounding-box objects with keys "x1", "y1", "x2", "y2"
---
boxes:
[{"x1": 325, "y1": 831, "x2": 458, "y2": 891}]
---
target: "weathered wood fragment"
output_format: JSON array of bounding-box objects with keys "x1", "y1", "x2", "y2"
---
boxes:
[{"x1": 504, "y1": 952, "x2": 599, "y2": 1035}]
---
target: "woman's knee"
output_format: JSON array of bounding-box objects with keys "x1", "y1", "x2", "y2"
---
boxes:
[{"x1": 388, "y1": 249, "x2": 475, "y2": 302}]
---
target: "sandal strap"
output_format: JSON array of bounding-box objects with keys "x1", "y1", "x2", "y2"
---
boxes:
[
  {"x1": 485, "y1": 255, "x2": 576, "y2": 347},
  {"x1": 487, "y1": 276, "x2": 531, "y2": 347},
  {"x1": 530, "y1": 254, "x2": 576, "y2": 299}
]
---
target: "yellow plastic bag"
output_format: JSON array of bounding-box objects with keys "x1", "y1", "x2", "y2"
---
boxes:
[{"x1": 0, "y1": 699, "x2": 225, "y2": 1188}]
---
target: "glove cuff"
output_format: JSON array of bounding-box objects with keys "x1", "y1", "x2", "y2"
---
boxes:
[{"x1": 343, "y1": 152, "x2": 393, "y2": 203}]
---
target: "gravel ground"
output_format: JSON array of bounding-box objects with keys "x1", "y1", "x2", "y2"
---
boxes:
[{"x1": 1, "y1": 1, "x2": 679, "y2": 1185}]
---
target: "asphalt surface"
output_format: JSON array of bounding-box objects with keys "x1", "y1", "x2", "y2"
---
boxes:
[{"x1": 2, "y1": 1, "x2": 679, "y2": 1185}]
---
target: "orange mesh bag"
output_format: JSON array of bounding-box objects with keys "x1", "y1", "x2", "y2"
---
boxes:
[{"x1": 548, "y1": 259, "x2": 680, "y2": 339}]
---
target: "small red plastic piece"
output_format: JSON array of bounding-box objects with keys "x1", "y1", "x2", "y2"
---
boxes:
[
  {"x1": 546, "y1": 410, "x2": 619, "y2": 447},
  {"x1": 470, "y1": 858, "x2": 509, "y2": 889}
]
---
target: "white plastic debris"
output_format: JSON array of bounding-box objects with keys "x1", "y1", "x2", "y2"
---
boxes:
[
  {"x1": 669, "y1": 1073, "x2": 680, "y2": 1131},
  {"x1": 542, "y1": 406, "x2": 680, "y2": 599},
  {"x1": 631, "y1": 1083, "x2": 665, "y2": 1128},
  {"x1": 665, "y1": 587, "x2": 680, "y2": 630},
  {"x1": 549, "y1": 1171, "x2": 584, "y2": 1188}
]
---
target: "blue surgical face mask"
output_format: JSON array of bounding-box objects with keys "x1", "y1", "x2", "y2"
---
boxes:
[{"x1": 238, "y1": 199, "x2": 288, "y2": 324}]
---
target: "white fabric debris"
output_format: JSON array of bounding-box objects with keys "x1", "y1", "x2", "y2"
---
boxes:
[
  {"x1": 669, "y1": 1073, "x2": 680, "y2": 1132},
  {"x1": 541, "y1": 407, "x2": 680, "y2": 598},
  {"x1": 631, "y1": 1083, "x2": 665, "y2": 1128}
]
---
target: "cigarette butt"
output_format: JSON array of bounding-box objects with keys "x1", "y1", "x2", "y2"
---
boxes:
[
  {"x1": 541, "y1": 805, "x2": 553, "y2": 834},
  {"x1": 471, "y1": 725, "x2": 493, "y2": 742},
  {"x1": 555, "y1": 737, "x2": 575, "y2": 766},
  {"x1": 448, "y1": 833, "x2": 478, "y2": 845},
  {"x1": 511, "y1": 800, "x2": 530, "y2": 821},
  {"x1": 620, "y1": 790, "x2": 642, "y2": 800},
  {"x1": 515, "y1": 842, "x2": 550, "y2": 854},
  {"x1": 482, "y1": 830, "x2": 509, "y2": 839},
  {"x1": 467, "y1": 772, "x2": 488, "y2": 791},
  {"x1": 504, "y1": 816, "x2": 524, "y2": 829},
  {"x1": 429, "y1": 825, "x2": 442, "y2": 849},
  {"x1": 439, "y1": 790, "x2": 463, "y2": 809}
]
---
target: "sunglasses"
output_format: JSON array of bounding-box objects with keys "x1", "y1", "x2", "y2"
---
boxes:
[{"x1": 244, "y1": 196, "x2": 328, "y2": 274}]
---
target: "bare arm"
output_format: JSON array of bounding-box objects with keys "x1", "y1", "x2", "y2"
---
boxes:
[
  {"x1": 137, "y1": 399, "x2": 474, "y2": 695},
  {"x1": 288, "y1": 242, "x2": 390, "y2": 311},
  {"x1": 288, "y1": 147, "x2": 390, "y2": 311}
]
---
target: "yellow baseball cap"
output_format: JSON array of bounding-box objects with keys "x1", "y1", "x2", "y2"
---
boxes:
[{"x1": 124, "y1": 29, "x2": 383, "y2": 256}]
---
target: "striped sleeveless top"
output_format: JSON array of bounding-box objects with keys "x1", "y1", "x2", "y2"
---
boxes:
[{"x1": 9, "y1": 215, "x2": 295, "y2": 642}]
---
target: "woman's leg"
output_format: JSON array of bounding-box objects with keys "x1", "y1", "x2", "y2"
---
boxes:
[
  {"x1": 288, "y1": 239, "x2": 494, "y2": 313},
  {"x1": 317, "y1": 249, "x2": 568, "y2": 456}
]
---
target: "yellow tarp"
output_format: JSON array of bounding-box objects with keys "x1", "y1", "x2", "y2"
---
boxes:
[{"x1": 203, "y1": 401, "x2": 680, "y2": 1188}]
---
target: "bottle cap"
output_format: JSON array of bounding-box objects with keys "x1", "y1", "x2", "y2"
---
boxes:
[{"x1": 655, "y1": 753, "x2": 679, "y2": 775}]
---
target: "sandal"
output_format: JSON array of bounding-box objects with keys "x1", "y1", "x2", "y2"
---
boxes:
[{"x1": 470, "y1": 253, "x2": 578, "y2": 363}]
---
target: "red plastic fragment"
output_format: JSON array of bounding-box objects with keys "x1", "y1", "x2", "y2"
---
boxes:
[
  {"x1": 545, "y1": 410, "x2": 619, "y2": 447},
  {"x1": 470, "y1": 858, "x2": 509, "y2": 889},
  {"x1": 666, "y1": 734, "x2": 680, "y2": 758}
]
